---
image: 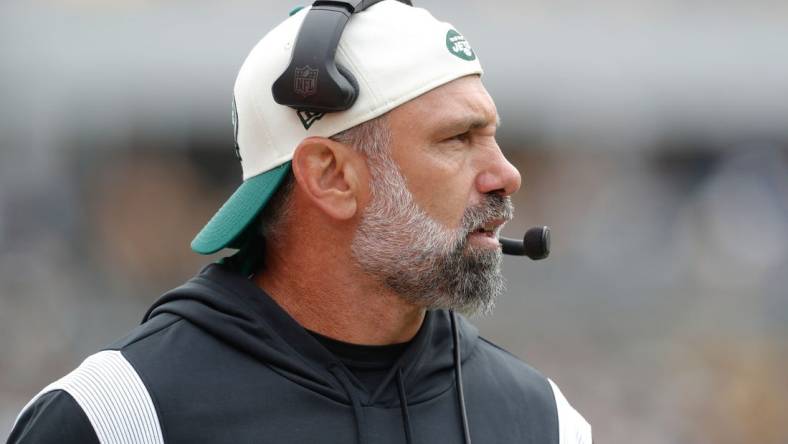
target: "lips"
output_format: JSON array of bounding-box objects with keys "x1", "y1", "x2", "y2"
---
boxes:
[
  {"x1": 460, "y1": 195, "x2": 514, "y2": 243},
  {"x1": 468, "y1": 218, "x2": 506, "y2": 237}
]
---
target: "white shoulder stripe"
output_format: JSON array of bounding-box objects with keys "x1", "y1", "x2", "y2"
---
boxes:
[
  {"x1": 548, "y1": 378, "x2": 592, "y2": 444},
  {"x1": 15, "y1": 350, "x2": 164, "y2": 444}
]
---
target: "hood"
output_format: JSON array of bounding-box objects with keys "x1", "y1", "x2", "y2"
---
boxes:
[{"x1": 142, "y1": 262, "x2": 480, "y2": 408}]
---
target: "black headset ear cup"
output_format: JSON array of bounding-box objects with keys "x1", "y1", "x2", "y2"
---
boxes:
[{"x1": 335, "y1": 63, "x2": 359, "y2": 105}]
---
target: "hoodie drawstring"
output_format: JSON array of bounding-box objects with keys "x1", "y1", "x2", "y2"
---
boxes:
[
  {"x1": 450, "y1": 310, "x2": 472, "y2": 444},
  {"x1": 395, "y1": 368, "x2": 414, "y2": 444},
  {"x1": 329, "y1": 365, "x2": 368, "y2": 444},
  {"x1": 331, "y1": 364, "x2": 415, "y2": 444},
  {"x1": 328, "y1": 312, "x2": 471, "y2": 444}
]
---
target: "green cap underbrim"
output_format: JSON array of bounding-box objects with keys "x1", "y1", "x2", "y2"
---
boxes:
[{"x1": 191, "y1": 162, "x2": 291, "y2": 255}]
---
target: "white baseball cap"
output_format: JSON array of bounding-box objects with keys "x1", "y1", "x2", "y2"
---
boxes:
[{"x1": 192, "y1": 0, "x2": 483, "y2": 254}]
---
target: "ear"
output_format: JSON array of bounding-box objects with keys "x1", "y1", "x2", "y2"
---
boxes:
[{"x1": 291, "y1": 137, "x2": 365, "y2": 221}]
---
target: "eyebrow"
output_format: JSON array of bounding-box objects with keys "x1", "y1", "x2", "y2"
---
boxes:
[{"x1": 441, "y1": 113, "x2": 501, "y2": 135}]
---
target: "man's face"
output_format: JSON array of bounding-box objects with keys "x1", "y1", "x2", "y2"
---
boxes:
[
  {"x1": 350, "y1": 76, "x2": 522, "y2": 315},
  {"x1": 387, "y1": 76, "x2": 521, "y2": 239}
]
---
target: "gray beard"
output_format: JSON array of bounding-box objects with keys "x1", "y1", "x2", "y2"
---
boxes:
[{"x1": 350, "y1": 154, "x2": 513, "y2": 316}]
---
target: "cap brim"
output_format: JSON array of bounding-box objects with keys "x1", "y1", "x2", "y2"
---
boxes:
[{"x1": 191, "y1": 162, "x2": 291, "y2": 255}]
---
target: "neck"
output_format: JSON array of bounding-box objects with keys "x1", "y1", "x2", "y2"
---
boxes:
[{"x1": 254, "y1": 241, "x2": 425, "y2": 345}]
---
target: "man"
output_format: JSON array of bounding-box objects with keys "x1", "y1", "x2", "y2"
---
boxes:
[{"x1": 8, "y1": 1, "x2": 591, "y2": 443}]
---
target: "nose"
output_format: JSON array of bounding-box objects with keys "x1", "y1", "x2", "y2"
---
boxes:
[{"x1": 475, "y1": 145, "x2": 522, "y2": 197}]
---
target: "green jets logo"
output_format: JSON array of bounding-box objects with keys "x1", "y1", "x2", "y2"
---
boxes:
[{"x1": 446, "y1": 29, "x2": 476, "y2": 61}]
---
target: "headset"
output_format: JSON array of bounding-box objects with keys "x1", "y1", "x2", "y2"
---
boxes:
[
  {"x1": 272, "y1": 0, "x2": 412, "y2": 114},
  {"x1": 272, "y1": 0, "x2": 550, "y2": 260}
]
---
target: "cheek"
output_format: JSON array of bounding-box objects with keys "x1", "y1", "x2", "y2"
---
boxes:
[
  {"x1": 390, "y1": 136, "x2": 478, "y2": 229},
  {"x1": 405, "y1": 163, "x2": 475, "y2": 230}
]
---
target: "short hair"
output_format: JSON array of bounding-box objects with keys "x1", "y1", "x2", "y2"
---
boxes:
[{"x1": 259, "y1": 114, "x2": 391, "y2": 245}]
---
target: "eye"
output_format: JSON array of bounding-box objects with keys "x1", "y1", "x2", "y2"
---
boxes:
[{"x1": 444, "y1": 131, "x2": 471, "y2": 144}]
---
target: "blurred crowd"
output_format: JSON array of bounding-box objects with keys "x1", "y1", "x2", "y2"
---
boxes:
[{"x1": 1, "y1": 0, "x2": 787, "y2": 442}]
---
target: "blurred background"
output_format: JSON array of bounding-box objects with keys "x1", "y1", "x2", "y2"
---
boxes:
[{"x1": 2, "y1": 0, "x2": 787, "y2": 442}]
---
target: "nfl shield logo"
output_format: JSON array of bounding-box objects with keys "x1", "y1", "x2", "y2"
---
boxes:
[{"x1": 294, "y1": 65, "x2": 319, "y2": 97}]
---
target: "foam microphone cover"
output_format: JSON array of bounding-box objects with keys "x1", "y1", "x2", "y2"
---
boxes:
[{"x1": 523, "y1": 226, "x2": 550, "y2": 260}]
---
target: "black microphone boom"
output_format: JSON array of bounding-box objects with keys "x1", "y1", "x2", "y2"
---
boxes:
[{"x1": 500, "y1": 226, "x2": 551, "y2": 260}]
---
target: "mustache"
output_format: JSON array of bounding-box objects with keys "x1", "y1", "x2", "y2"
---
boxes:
[{"x1": 461, "y1": 194, "x2": 514, "y2": 235}]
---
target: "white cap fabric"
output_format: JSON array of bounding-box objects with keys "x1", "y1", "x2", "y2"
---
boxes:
[{"x1": 192, "y1": 0, "x2": 483, "y2": 254}]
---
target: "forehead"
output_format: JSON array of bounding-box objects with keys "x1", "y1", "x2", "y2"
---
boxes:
[{"x1": 389, "y1": 76, "x2": 499, "y2": 133}]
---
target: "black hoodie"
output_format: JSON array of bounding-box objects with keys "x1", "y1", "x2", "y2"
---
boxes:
[{"x1": 8, "y1": 263, "x2": 591, "y2": 443}]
